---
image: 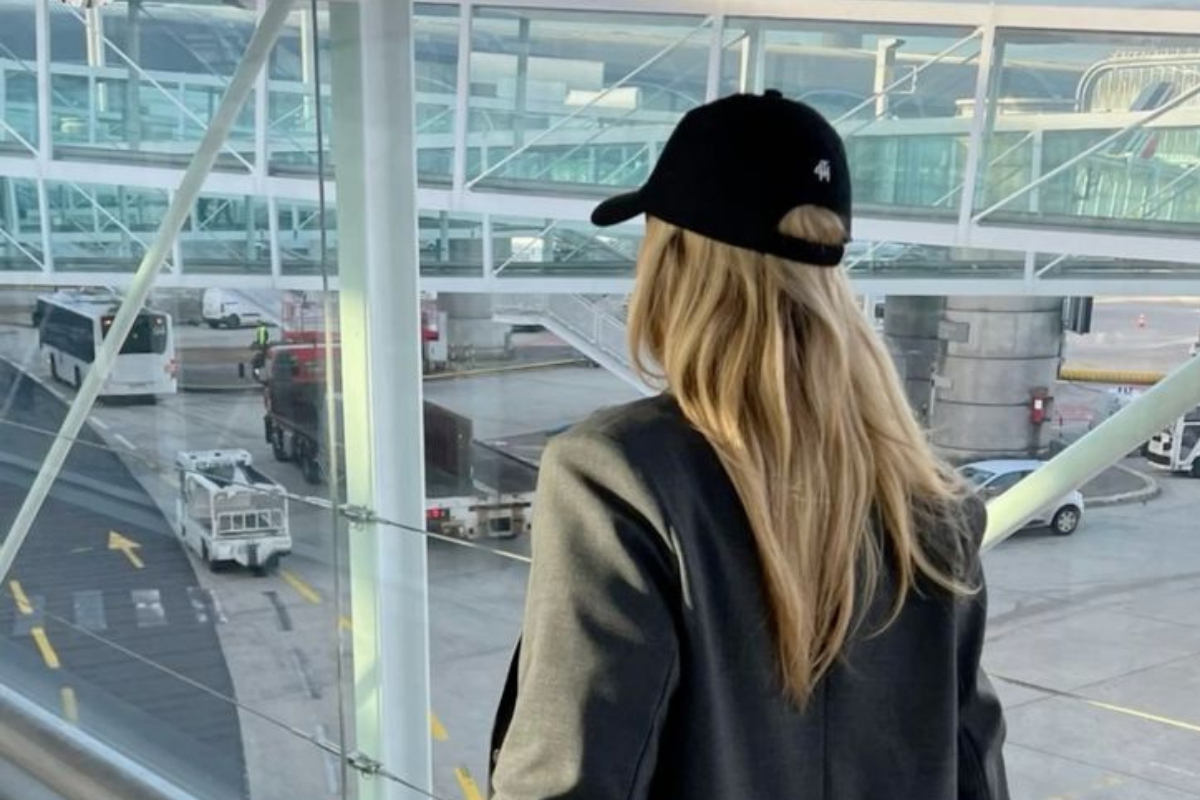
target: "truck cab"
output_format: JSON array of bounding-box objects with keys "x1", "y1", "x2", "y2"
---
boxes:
[
  {"x1": 1145, "y1": 406, "x2": 1200, "y2": 477},
  {"x1": 175, "y1": 449, "x2": 292, "y2": 574}
]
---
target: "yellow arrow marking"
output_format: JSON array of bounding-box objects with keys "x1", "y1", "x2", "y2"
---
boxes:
[
  {"x1": 9, "y1": 580, "x2": 32, "y2": 615},
  {"x1": 31, "y1": 627, "x2": 60, "y2": 669},
  {"x1": 454, "y1": 767, "x2": 483, "y2": 800},
  {"x1": 108, "y1": 531, "x2": 144, "y2": 569},
  {"x1": 429, "y1": 712, "x2": 448, "y2": 742},
  {"x1": 280, "y1": 569, "x2": 321, "y2": 605},
  {"x1": 60, "y1": 687, "x2": 79, "y2": 723}
]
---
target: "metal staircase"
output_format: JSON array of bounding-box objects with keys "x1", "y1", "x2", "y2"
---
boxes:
[{"x1": 494, "y1": 294, "x2": 654, "y2": 396}]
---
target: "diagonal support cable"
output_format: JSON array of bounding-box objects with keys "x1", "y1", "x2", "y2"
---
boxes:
[
  {"x1": 0, "y1": 0, "x2": 298, "y2": 584},
  {"x1": 0, "y1": 224, "x2": 44, "y2": 270}
]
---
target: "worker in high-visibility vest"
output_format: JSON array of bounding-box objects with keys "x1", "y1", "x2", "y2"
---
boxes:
[
  {"x1": 254, "y1": 321, "x2": 270, "y2": 349},
  {"x1": 251, "y1": 321, "x2": 270, "y2": 378}
]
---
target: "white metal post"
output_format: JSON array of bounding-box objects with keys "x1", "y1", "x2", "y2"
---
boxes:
[
  {"x1": 267, "y1": 194, "x2": 282, "y2": 279},
  {"x1": 956, "y1": 21, "x2": 997, "y2": 239},
  {"x1": 255, "y1": 0, "x2": 270, "y2": 187},
  {"x1": 34, "y1": 0, "x2": 51, "y2": 162},
  {"x1": 168, "y1": 189, "x2": 182, "y2": 274},
  {"x1": 329, "y1": 2, "x2": 432, "y2": 798},
  {"x1": 1029, "y1": 127, "x2": 1043, "y2": 214},
  {"x1": 451, "y1": 1, "x2": 472, "y2": 199},
  {"x1": 36, "y1": 179, "x2": 52, "y2": 274},
  {"x1": 481, "y1": 211, "x2": 494, "y2": 280},
  {"x1": 704, "y1": 15, "x2": 724, "y2": 102}
]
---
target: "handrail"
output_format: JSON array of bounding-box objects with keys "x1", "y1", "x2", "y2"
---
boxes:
[{"x1": 0, "y1": 681, "x2": 198, "y2": 800}]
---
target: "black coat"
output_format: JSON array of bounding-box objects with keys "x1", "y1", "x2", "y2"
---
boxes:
[{"x1": 490, "y1": 395, "x2": 1009, "y2": 799}]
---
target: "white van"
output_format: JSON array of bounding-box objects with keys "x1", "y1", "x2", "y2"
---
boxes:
[{"x1": 202, "y1": 288, "x2": 267, "y2": 329}]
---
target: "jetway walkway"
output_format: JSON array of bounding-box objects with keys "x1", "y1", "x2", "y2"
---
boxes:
[{"x1": 3, "y1": 1, "x2": 1200, "y2": 295}]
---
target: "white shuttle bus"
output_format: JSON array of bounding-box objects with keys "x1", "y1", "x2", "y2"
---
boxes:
[{"x1": 33, "y1": 290, "x2": 177, "y2": 398}]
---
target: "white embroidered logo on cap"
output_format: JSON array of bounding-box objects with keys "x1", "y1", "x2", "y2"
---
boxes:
[{"x1": 814, "y1": 159, "x2": 832, "y2": 183}]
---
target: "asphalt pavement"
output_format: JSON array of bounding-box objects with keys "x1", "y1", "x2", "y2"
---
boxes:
[{"x1": 0, "y1": 360, "x2": 246, "y2": 800}]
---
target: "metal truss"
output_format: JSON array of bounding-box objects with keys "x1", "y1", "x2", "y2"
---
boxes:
[{"x1": 2, "y1": 0, "x2": 1200, "y2": 295}]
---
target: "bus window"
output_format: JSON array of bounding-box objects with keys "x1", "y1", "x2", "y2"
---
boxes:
[{"x1": 101, "y1": 314, "x2": 169, "y2": 355}]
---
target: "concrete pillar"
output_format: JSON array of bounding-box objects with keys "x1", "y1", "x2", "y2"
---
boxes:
[
  {"x1": 439, "y1": 292, "x2": 511, "y2": 357},
  {"x1": 883, "y1": 295, "x2": 945, "y2": 425},
  {"x1": 931, "y1": 296, "x2": 1064, "y2": 461}
]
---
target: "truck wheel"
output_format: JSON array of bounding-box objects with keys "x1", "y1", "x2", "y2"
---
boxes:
[
  {"x1": 225, "y1": 314, "x2": 241, "y2": 329},
  {"x1": 206, "y1": 320, "x2": 221, "y2": 329},
  {"x1": 271, "y1": 429, "x2": 289, "y2": 462},
  {"x1": 302, "y1": 453, "x2": 322, "y2": 485},
  {"x1": 49, "y1": 355, "x2": 58, "y2": 381},
  {"x1": 253, "y1": 555, "x2": 281, "y2": 577}
]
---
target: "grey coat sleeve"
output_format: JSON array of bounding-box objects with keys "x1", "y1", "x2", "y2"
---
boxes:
[
  {"x1": 491, "y1": 429, "x2": 681, "y2": 800},
  {"x1": 957, "y1": 497, "x2": 1011, "y2": 800}
]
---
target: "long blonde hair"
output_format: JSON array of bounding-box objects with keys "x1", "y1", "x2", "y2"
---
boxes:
[{"x1": 627, "y1": 207, "x2": 972, "y2": 705}]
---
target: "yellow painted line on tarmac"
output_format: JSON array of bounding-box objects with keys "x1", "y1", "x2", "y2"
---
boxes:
[
  {"x1": 429, "y1": 712, "x2": 448, "y2": 742},
  {"x1": 280, "y1": 569, "x2": 321, "y2": 605},
  {"x1": 454, "y1": 767, "x2": 484, "y2": 800},
  {"x1": 1086, "y1": 699, "x2": 1200, "y2": 735},
  {"x1": 31, "y1": 627, "x2": 60, "y2": 670},
  {"x1": 9, "y1": 580, "x2": 32, "y2": 615},
  {"x1": 60, "y1": 687, "x2": 79, "y2": 723},
  {"x1": 424, "y1": 358, "x2": 587, "y2": 382}
]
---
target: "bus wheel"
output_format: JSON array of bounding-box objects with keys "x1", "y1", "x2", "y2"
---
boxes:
[
  {"x1": 49, "y1": 355, "x2": 58, "y2": 381},
  {"x1": 73, "y1": 366, "x2": 81, "y2": 389}
]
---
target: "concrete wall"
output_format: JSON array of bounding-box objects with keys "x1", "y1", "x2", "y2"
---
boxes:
[
  {"x1": 438, "y1": 292, "x2": 512, "y2": 356},
  {"x1": 931, "y1": 296, "x2": 1064, "y2": 460},
  {"x1": 883, "y1": 295, "x2": 945, "y2": 425}
]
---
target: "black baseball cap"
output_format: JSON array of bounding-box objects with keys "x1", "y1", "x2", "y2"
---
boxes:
[{"x1": 591, "y1": 90, "x2": 852, "y2": 267}]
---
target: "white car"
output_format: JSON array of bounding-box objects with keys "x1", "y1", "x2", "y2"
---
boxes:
[{"x1": 958, "y1": 459, "x2": 1085, "y2": 536}]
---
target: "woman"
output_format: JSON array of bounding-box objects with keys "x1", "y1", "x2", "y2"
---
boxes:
[{"x1": 489, "y1": 91, "x2": 1008, "y2": 800}]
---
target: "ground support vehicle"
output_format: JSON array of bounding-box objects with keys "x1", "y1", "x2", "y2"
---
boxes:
[
  {"x1": 175, "y1": 449, "x2": 291, "y2": 574},
  {"x1": 261, "y1": 342, "x2": 535, "y2": 539},
  {"x1": 1145, "y1": 406, "x2": 1200, "y2": 477}
]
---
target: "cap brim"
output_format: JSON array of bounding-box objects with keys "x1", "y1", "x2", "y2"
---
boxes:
[{"x1": 591, "y1": 190, "x2": 645, "y2": 227}]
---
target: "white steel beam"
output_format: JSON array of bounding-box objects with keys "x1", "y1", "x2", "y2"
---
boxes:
[
  {"x1": 34, "y1": 0, "x2": 50, "y2": 164},
  {"x1": 956, "y1": 20, "x2": 996, "y2": 239},
  {"x1": 421, "y1": 0, "x2": 1200, "y2": 36},
  {"x1": 329, "y1": 3, "x2": 432, "y2": 799},
  {"x1": 254, "y1": 0, "x2": 270, "y2": 188},
  {"x1": 36, "y1": 179, "x2": 52, "y2": 273},
  {"x1": 704, "y1": 15, "x2": 724, "y2": 103},
  {"x1": 450, "y1": 0, "x2": 472, "y2": 198}
]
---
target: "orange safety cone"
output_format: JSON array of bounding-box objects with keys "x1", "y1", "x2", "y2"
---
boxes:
[{"x1": 1136, "y1": 313, "x2": 1147, "y2": 329}]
